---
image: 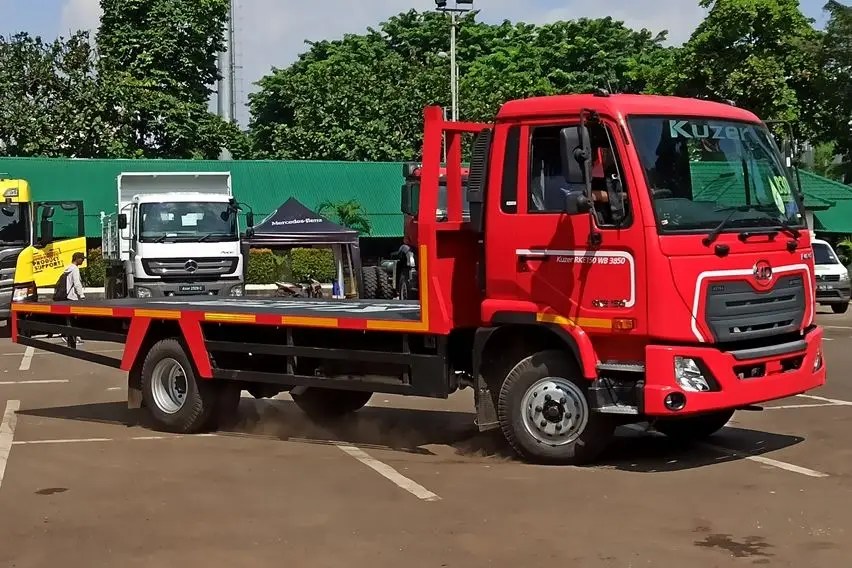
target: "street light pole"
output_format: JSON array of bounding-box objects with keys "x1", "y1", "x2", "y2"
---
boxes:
[{"x1": 435, "y1": 0, "x2": 473, "y2": 122}]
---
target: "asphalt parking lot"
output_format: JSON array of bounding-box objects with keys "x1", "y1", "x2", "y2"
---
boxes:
[{"x1": 1, "y1": 311, "x2": 852, "y2": 567}]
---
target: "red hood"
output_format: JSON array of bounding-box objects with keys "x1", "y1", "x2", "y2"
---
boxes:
[{"x1": 648, "y1": 231, "x2": 815, "y2": 344}]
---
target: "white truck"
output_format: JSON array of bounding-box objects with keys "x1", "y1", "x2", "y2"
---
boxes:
[{"x1": 101, "y1": 172, "x2": 252, "y2": 299}]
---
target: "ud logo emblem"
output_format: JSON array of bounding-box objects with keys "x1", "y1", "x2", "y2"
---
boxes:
[{"x1": 753, "y1": 260, "x2": 772, "y2": 282}]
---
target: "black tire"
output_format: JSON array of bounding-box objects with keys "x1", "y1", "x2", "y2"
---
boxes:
[
  {"x1": 376, "y1": 267, "x2": 395, "y2": 300},
  {"x1": 653, "y1": 409, "x2": 735, "y2": 443},
  {"x1": 140, "y1": 338, "x2": 220, "y2": 434},
  {"x1": 363, "y1": 266, "x2": 378, "y2": 299},
  {"x1": 832, "y1": 303, "x2": 849, "y2": 314},
  {"x1": 496, "y1": 350, "x2": 615, "y2": 465},
  {"x1": 397, "y1": 273, "x2": 411, "y2": 300},
  {"x1": 291, "y1": 388, "x2": 372, "y2": 421}
]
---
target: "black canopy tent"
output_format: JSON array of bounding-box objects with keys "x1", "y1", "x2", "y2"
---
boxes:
[{"x1": 245, "y1": 197, "x2": 362, "y2": 297}]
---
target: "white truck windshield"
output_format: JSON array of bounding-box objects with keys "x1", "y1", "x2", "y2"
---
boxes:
[{"x1": 139, "y1": 202, "x2": 237, "y2": 243}]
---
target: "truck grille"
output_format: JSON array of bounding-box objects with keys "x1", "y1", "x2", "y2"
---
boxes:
[
  {"x1": 703, "y1": 275, "x2": 806, "y2": 343},
  {"x1": 142, "y1": 257, "x2": 238, "y2": 279},
  {"x1": 816, "y1": 274, "x2": 840, "y2": 282}
]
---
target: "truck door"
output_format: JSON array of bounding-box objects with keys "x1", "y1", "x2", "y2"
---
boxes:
[
  {"x1": 23, "y1": 201, "x2": 86, "y2": 288},
  {"x1": 486, "y1": 117, "x2": 647, "y2": 337}
]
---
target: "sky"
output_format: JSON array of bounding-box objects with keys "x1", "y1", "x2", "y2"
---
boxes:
[{"x1": 0, "y1": 0, "x2": 832, "y2": 125}]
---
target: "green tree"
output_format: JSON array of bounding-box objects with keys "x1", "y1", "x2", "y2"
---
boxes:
[
  {"x1": 317, "y1": 199, "x2": 372, "y2": 235},
  {"x1": 96, "y1": 0, "x2": 250, "y2": 159},
  {"x1": 248, "y1": 10, "x2": 669, "y2": 161},
  {"x1": 668, "y1": 0, "x2": 822, "y2": 137},
  {"x1": 814, "y1": 1, "x2": 851, "y2": 183},
  {"x1": 0, "y1": 32, "x2": 119, "y2": 157}
]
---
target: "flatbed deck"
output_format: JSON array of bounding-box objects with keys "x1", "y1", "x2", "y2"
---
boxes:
[{"x1": 50, "y1": 296, "x2": 423, "y2": 322}]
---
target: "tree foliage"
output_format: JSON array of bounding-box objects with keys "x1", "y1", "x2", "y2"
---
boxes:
[
  {"x1": 666, "y1": 0, "x2": 822, "y2": 135},
  {"x1": 96, "y1": 0, "x2": 249, "y2": 159},
  {"x1": 814, "y1": 1, "x2": 851, "y2": 182},
  {"x1": 0, "y1": 32, "x2": 120, "y2": 157},
  {"x1": 248, "y1": 11, "x2": 669, "y2": 161},
  {"x1": 317, "y1": 199, "x2": 372, "y2": 235}
]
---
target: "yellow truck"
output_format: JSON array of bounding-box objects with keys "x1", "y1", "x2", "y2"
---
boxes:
[{"x1": 0, "y1": 176, "x2": 86, "y2": 321}]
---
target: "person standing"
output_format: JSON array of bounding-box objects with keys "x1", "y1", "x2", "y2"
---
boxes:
[{"x1": 57, "y1": 252, "x2": 86, "y2": 346}]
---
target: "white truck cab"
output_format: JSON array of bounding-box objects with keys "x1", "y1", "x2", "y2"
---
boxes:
[
  {"x1": 812, "y1": 238, "x2": 851, "y2": 314},
  {"x1": 101, "y1": 172, "x2": 250, "y2": 299}
]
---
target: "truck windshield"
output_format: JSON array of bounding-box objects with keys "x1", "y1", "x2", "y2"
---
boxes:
[
  {"x1": 0, "y1": 204, "x2": 28, "y2": 245},
  {"x1": 628, "y1": 116, "x2": 806, "y2": 234},
  {"x1": 139, "y1": 202, "x2": 237, "y2": 243}
]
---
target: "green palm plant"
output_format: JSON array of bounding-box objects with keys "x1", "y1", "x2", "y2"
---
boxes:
[{"x1": 317, "y1": 199, "x2": 372, "y2": 235}]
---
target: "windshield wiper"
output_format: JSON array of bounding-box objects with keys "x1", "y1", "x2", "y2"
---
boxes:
[
  {"x1": 703, "y1": 205, "x2": 754, "y2": 246},
  {"x1": 740, "y1": 215, "x2": 801, "y2": 241}
]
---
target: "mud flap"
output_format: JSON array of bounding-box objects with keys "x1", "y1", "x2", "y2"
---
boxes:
[
  {"x1": 475, "y1": 374, "x2": 499, "y2": 432},
  {"x1": 127, "y1": 387, "x2": 143, "y2": 409}
]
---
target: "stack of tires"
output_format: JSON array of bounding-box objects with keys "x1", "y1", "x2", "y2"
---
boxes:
[{"x1": 361, "y1": 265, "x2": 395, "y2": 300}]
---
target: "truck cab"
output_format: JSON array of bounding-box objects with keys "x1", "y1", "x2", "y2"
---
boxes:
[
  {"x1": 409, "y1": 94, "x2": 823, "y2": 460},
  {"x1": 383, "y1": 164, "x2": 470, "y2": 300},
  {"x1": 102, "y1": 173, "x2": 248, "y2": 299},
  {"x1": 0, "y1": 177, "x2": 86, "y2": 318}
]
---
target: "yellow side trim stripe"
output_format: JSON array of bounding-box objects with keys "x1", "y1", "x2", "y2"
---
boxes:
[
  {"x1": 537, "y1": 313, "x2": 612, "y2": 330},
  {"x1": 204, "y1": 312, "x2": 257, "y2": 323},
  {"x1": 282, "y1": 316, "x2": 338, "y2": 328},
  {"x1": 134, "y1": 309, "x2": 182, "y2": 320},
  {"x1": 70, "y1": 306, "x2": 114, "y2": 317}
]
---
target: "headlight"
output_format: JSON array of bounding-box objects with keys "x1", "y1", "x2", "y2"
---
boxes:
[
  {"x1": 229, "y1": 285, "x2": 244, "y2": 297},
  {"x1": 840, "y1": 272, "x2": 849, "y2": 282},
  {"x1": 135, "y1": 286, "x2": 152, "y2": 299},
  {"x1": 813, "y1": 348, "x2": 824, "y2": 372},
  {"x1": 674, "y1": 356, "x2": 711, "y2": 392}
]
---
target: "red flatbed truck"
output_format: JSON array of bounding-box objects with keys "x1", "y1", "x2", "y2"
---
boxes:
[{"x1": 10, "y1": 93, "x2": 826, "y2": 465}]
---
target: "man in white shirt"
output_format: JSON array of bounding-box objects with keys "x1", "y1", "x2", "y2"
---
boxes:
[{"x1": 61, "y1": 252, "x2": 86, "y2": 346}]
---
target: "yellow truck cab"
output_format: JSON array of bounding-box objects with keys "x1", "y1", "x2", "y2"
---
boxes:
[{"x1": 0, "y1": 176, "x2": 86, "y2": 321}]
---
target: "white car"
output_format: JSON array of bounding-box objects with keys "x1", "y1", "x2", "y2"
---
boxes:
[{"x1": 813, "y1": 238, "x2": 851, "y2": 314}]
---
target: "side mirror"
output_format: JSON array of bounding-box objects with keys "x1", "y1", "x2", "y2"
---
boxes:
[
  {"x1": 118, "y1": 213, "x2": 128, "y2": 230},
  {"x1": 558, "y1": 124, "x2": 593, "y2": 215},
  {"x1": 246, "y1": 212, "x2": 255, "y2": 228},
  {"x1": 41, "y1": 205, "x2": 55, "y2": 220},
  {"x1": 401, "y1": 183, "x2": 419, "y2": 216},
  {"x1": 40, "y1": 217, "x2": 54, "y2": 245}
]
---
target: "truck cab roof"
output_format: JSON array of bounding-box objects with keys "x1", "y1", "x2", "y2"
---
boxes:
[
  {"x1": 131, "y1": 192, "x2": 234, "y2": 204},
  {"x1": 497, "y1": 93, "x2": 763, "y2": 124}
]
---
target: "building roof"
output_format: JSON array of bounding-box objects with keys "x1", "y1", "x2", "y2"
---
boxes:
[{"x1": 0, "y1": 157, "x2": 405, "y2": 238}]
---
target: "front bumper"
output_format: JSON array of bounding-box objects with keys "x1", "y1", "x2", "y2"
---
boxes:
[
  {"x1": 816, "y1": 282, "x2": 851, "y2": 304},
  {"x1": 132, "y1": 280, "x2": 244, "y2": 298},
  {"x1": 644, "y1": 326, "x2": 826, "y2": 416}
]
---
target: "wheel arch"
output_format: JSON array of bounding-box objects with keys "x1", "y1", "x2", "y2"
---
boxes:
[{"x1": 472, "y1": 321, "x2": 599, "y2": 432}]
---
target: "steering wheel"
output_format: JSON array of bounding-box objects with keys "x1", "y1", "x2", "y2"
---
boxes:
[{"x1": 651, "y1": 188, "x2": 674, "y2": 199}]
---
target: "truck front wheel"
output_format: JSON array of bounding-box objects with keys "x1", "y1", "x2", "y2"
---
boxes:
[
  {"x1": 652, "y1": 409, "x2": 734, "y2": 443},
  {"x1": 292, "y1": 388, "x2": 372, "y2": 421},
  {"x1": 140, "y1": 339, "x2": 220, "y2": 433},
  {"x1": 497, "y1": 350, "x2": 615, "y2": 465}
]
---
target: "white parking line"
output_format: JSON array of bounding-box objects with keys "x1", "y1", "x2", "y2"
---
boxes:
[
  {"x1": 12, "y1": 434, "x2": 218, "y2": 446},
  {"x1": 764, "y1": 403, "x2": 838, "y2": 410},
  {"x1": 18, "y1": 347, "x2": 34, "y2": 371},
  {"x1": 797, "y1": 394, "x2": 852, "y2": 406},
  {"x1": 624, "y1": 424, "x2": 828, "y2": 478},
  {"x1": 0, "y1": 400, "x2": 20, "y2": 491},
  {"x1": 0, "y1": 380, "x2": 70, "y2": 385},
  {"x1": 821, "y1": 325, "x2": 852, "y2": 330},
  {"x1": 336, "y1": 443, "x2": 440, "y2": 501}
]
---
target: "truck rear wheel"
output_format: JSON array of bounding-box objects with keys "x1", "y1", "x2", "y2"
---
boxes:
[
  {"x1": 140, "y1": 339, "x2": 219, "y2": 433},
  {"x1": 496, "y1": 350, "x2": 615, "y2": 465},
  {"x1": 292, "y1": 388, "x2": 372, "y2": 421},
  {"x1": 363, "y1": 267, "x2": 378, "y2": 299},
  {"x1": 653, "y1": 409, "x2": 734, "y2": 443}
]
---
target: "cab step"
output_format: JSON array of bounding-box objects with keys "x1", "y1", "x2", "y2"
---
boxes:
[{"x1": 596, "y1": 361, "x2": 645, "y2": 374}]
